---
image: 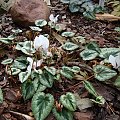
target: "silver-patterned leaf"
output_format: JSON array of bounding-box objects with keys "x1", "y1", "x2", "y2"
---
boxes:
[
  {"x1": 80, "y1": 49, "x2": 98, "y2": 60},
  {"x1": 60, "y1": 92, "x2": 76, "y2": 111},
  {"x1": 94, "y1": 65, "x2": 117, "y2": 81},
  {"x1": 32, "y1": 92, "x2": 54, "y2": 120},
  {"x1": 62, "y1": 42, "x2": 79, "y2": 51}
]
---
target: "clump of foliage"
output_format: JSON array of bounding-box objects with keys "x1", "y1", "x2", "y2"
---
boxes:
[
  {"x1": 60, "y1": 0, "x2": 105, "y2": 19},
  {"x1": 1, "y1": 15, "x2": 120, "y2": 120},
  {"x1": 107, "y1": 0, "x2": 120, "y2": 17}
]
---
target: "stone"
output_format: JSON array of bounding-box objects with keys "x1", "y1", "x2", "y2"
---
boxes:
[{"x1": 9, "y1": 0, "x2": 50, "y2": 27}]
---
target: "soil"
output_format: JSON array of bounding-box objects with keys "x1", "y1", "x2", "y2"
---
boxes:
[{"x1": 0, "y1": 0, "x2": 120, "y2": 120}]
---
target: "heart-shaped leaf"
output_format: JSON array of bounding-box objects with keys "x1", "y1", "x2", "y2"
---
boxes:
[
  {"x1": 0, "y1": 88, "x2": 3, "y2": 103},
  {"x1": 61, "y1": 32, "x2": 75, "y2": 37},
  {"x1": 39, "y1": 70, "x2": 54, "y2": 88},
  {"x1": 99, "y1": 48, "x2": 120, "y2": 59},
  {"x1": 93, "y1": 65, "x2": 117, "y2": 81},
  {"x1": 29, "y1": 26, "x2": 42, "y2": 32},
  {"x1": 52, "y1": 107, "x2": 73, "y2": 120},
  {"x1": 19, "y1": 71, "x2": 30, "y2": 83},
  {"x1": 21, "y1": 47, "x2": 35, "y2": 56},
  {"x1": 86, "y1": 42, "x2": 101, "y2": 53},
  {"x1": 22, "y1": 80, "x2": 35, "y2": 100},
  {"x1": 32, "y1": 92, "x2": 54, "y2": 120},
  {"x1": 33, "y1": 78, "x2": 46, "y2": 92},
  {"x1": 12, "y1": 60, "x2": 27, "y2": 70},
  {"x1": 80, "y1": 49, "x2": 98, "y2": 60},
  {"x1": 60, "y1": 92, "x2": 76, "y2": 111},
  {"x1": 62, "y1": 42, "x2": 79, "y2": 51},
  {"x1": 71, "y1": 66, "x2": 80, "y2": 73},
  {"x1": 83, "y1": 11, "x2": 96, "y2": 20},
  {"x1": 44, "y1": 66, "x2": 56, "y2": 75},
  {"x1": 1, "y1": 58, "x2": 13, "y2": 65},
  {"x1": 7, "y1": 67, "x2": 21, "y2": 75},
  {"x1": 60, "y1": 66, "x2": 74, "y2": 80},
  {"x1": 35, "y1": 19, "x2": 47, "y2": 27},
  {"x1": 69, "y1": 0, "x2": 80, "y2": 12}
]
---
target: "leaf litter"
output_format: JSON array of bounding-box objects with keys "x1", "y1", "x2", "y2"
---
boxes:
[{"x1": 0, "y1": 0, "x2": 120, "y2": 120}]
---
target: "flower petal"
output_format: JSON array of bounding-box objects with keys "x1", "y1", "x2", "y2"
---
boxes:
[
  {"x1": 54, "y1": 15, "x2": 59, "y2": 23},
  {"x1": 116, "y1": 53, "x2": 120, "y2": 68},
  {"x1": 33, "y1": 59, "x2": 43, "y2": 70},
  {"x1": 49, "y1": 14, "x2": 54, "y2": 22},
  {"x1": 109, "y1": 55, "x2": 117, "y2": 68},
  {"x1": 34, "y1": 35, "x2": 49, "y2": 52}
]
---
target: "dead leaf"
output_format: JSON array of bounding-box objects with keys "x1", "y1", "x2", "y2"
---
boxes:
[
  {"x1": 74, "y1": 93, "x2": 93, "y2": 111},
  {"x1": 9, "y1": 111, "x2": 34, "y2": 120},
  {"x1": 52, "y1": 31, "x2": 66, "y2": 45},
  {"x1": 96, "y1": 13, "x2": 120, "y2": 21}
]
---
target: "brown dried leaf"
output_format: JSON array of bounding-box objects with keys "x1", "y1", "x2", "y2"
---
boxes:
[{"x1": 96, "y1": 13, "x2": 120, "y2": 21}]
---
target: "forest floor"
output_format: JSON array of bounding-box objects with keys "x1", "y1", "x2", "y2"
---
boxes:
[{"x1": 0, "y1": 0, "x2": 120, "y2": 120}]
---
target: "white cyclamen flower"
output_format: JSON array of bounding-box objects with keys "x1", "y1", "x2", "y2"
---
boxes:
[
  {"x1": 34, "y1": 35, "x2": 49, "y2": 53},
  {"x1": 49, "y1": 14, "x2": 59, "y2": 23},
  {"x1": 109, "y1": 53, "x2": 120, "y2": 69},
  {"x1": 27, "y1": 57, "x2": 43, "y2": 72}
]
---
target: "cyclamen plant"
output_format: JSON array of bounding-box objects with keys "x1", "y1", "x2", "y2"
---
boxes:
[{"x1": 1, "y1": 14, "x2": 120, "y2": 120}]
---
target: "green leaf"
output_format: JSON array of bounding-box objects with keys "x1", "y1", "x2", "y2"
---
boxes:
[
  {"x1": 15, "y1": 42, "x2": 25, "y2": 50},
  {"x1": 61, "y1": 32, "x2": 75, "y2": 37},
  {"x1": 80, "y1": 49, "x2": 98, "y2": 60},
  {"x1": 62, "y1": 42, "x2": 79, "y2": 51},
  {"x1": 83, "y1": 81, "x2": 98, "y2": 97},
  {"x1": 21, "y1": 47, "x2": 35, "y2": 56},
  {"x1": 12, "y1": 29, "x2": 22, "y2": 34},
  {"x1": 12, "y1": 60, "x2": 27, "y2": 70},
  {"x1": 99, "y1": 48, "x2": 120, "y2": 59},
  {"x1": 60, "y1": 0, "x2": 70, "y2": 4},
  {"x1": 83, "y1": 11, "x2": 96, "y2": 20},
  {"x1": 44, "y1": 66, "x2": 56, "y2": 75},
  {"x1": 29, "y1": 26, "x2": 42, "y2": 32},
  {"x1": 16, "y1": 41, "x2": 35, "y2": 55},
  {"x1": 35, "y1": 19, "x2": 47, "y2": 27},
  {"x1": 32, "y1": 92, "x2": 54, "y2": 120},
  {"x1": 114, "y1": 76, "x2": 120, "y2": 87},
  {"x1": 52, "y1": 108, "x2": 73, "y2": 120},
  {"x1": 7, "y1": 67, "x2": 21, "y2": 75},
  {"x1": 19, "y1": 71, "x2": 30, "y2": 83},
  {"x1": 69, "y1": 0, "x2": 80, "y2": 12},
  {"x1": 114, "y1": 27, "x2": 120, "y2": 32},
  {"x1": 1, "y1": 58, "x2": 13, "y2": 65},
  {"x1": 22, "y1": 80, "x2": 35, "y2": 100},
  {"x1": 60, "y1": 92, "x2": 76, "y2": 111},
  {"x1": 0, "y1": 88, "x2": 3, "y2": 103},
  {"x1": 39, "y1": 70, "x2": 54, "y2": 88},
  {"x1": 33, "y1": 78, "x2": 46, "y2": 92},
  {"x1": 0, "y1": 37, "x2": 14, "y2": 44},
  {"x1": 71, "y1": 66, "x2": 80, "y2": 73},
  {"x1": 60, "y1": 66, "x2": 74, "y2": 80},
  {"x1": 91, "y1": 96, "x2": 105, "y2": 105},
  {"x1": 93, "y1": 65, "x2": 117, "y2": 81},
  {"x1": 86, "y1": 42, "x2": 101, "y2": 53},
  {"x1": 48, "y1": 21, "x2": 55, "y2": 28}
]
